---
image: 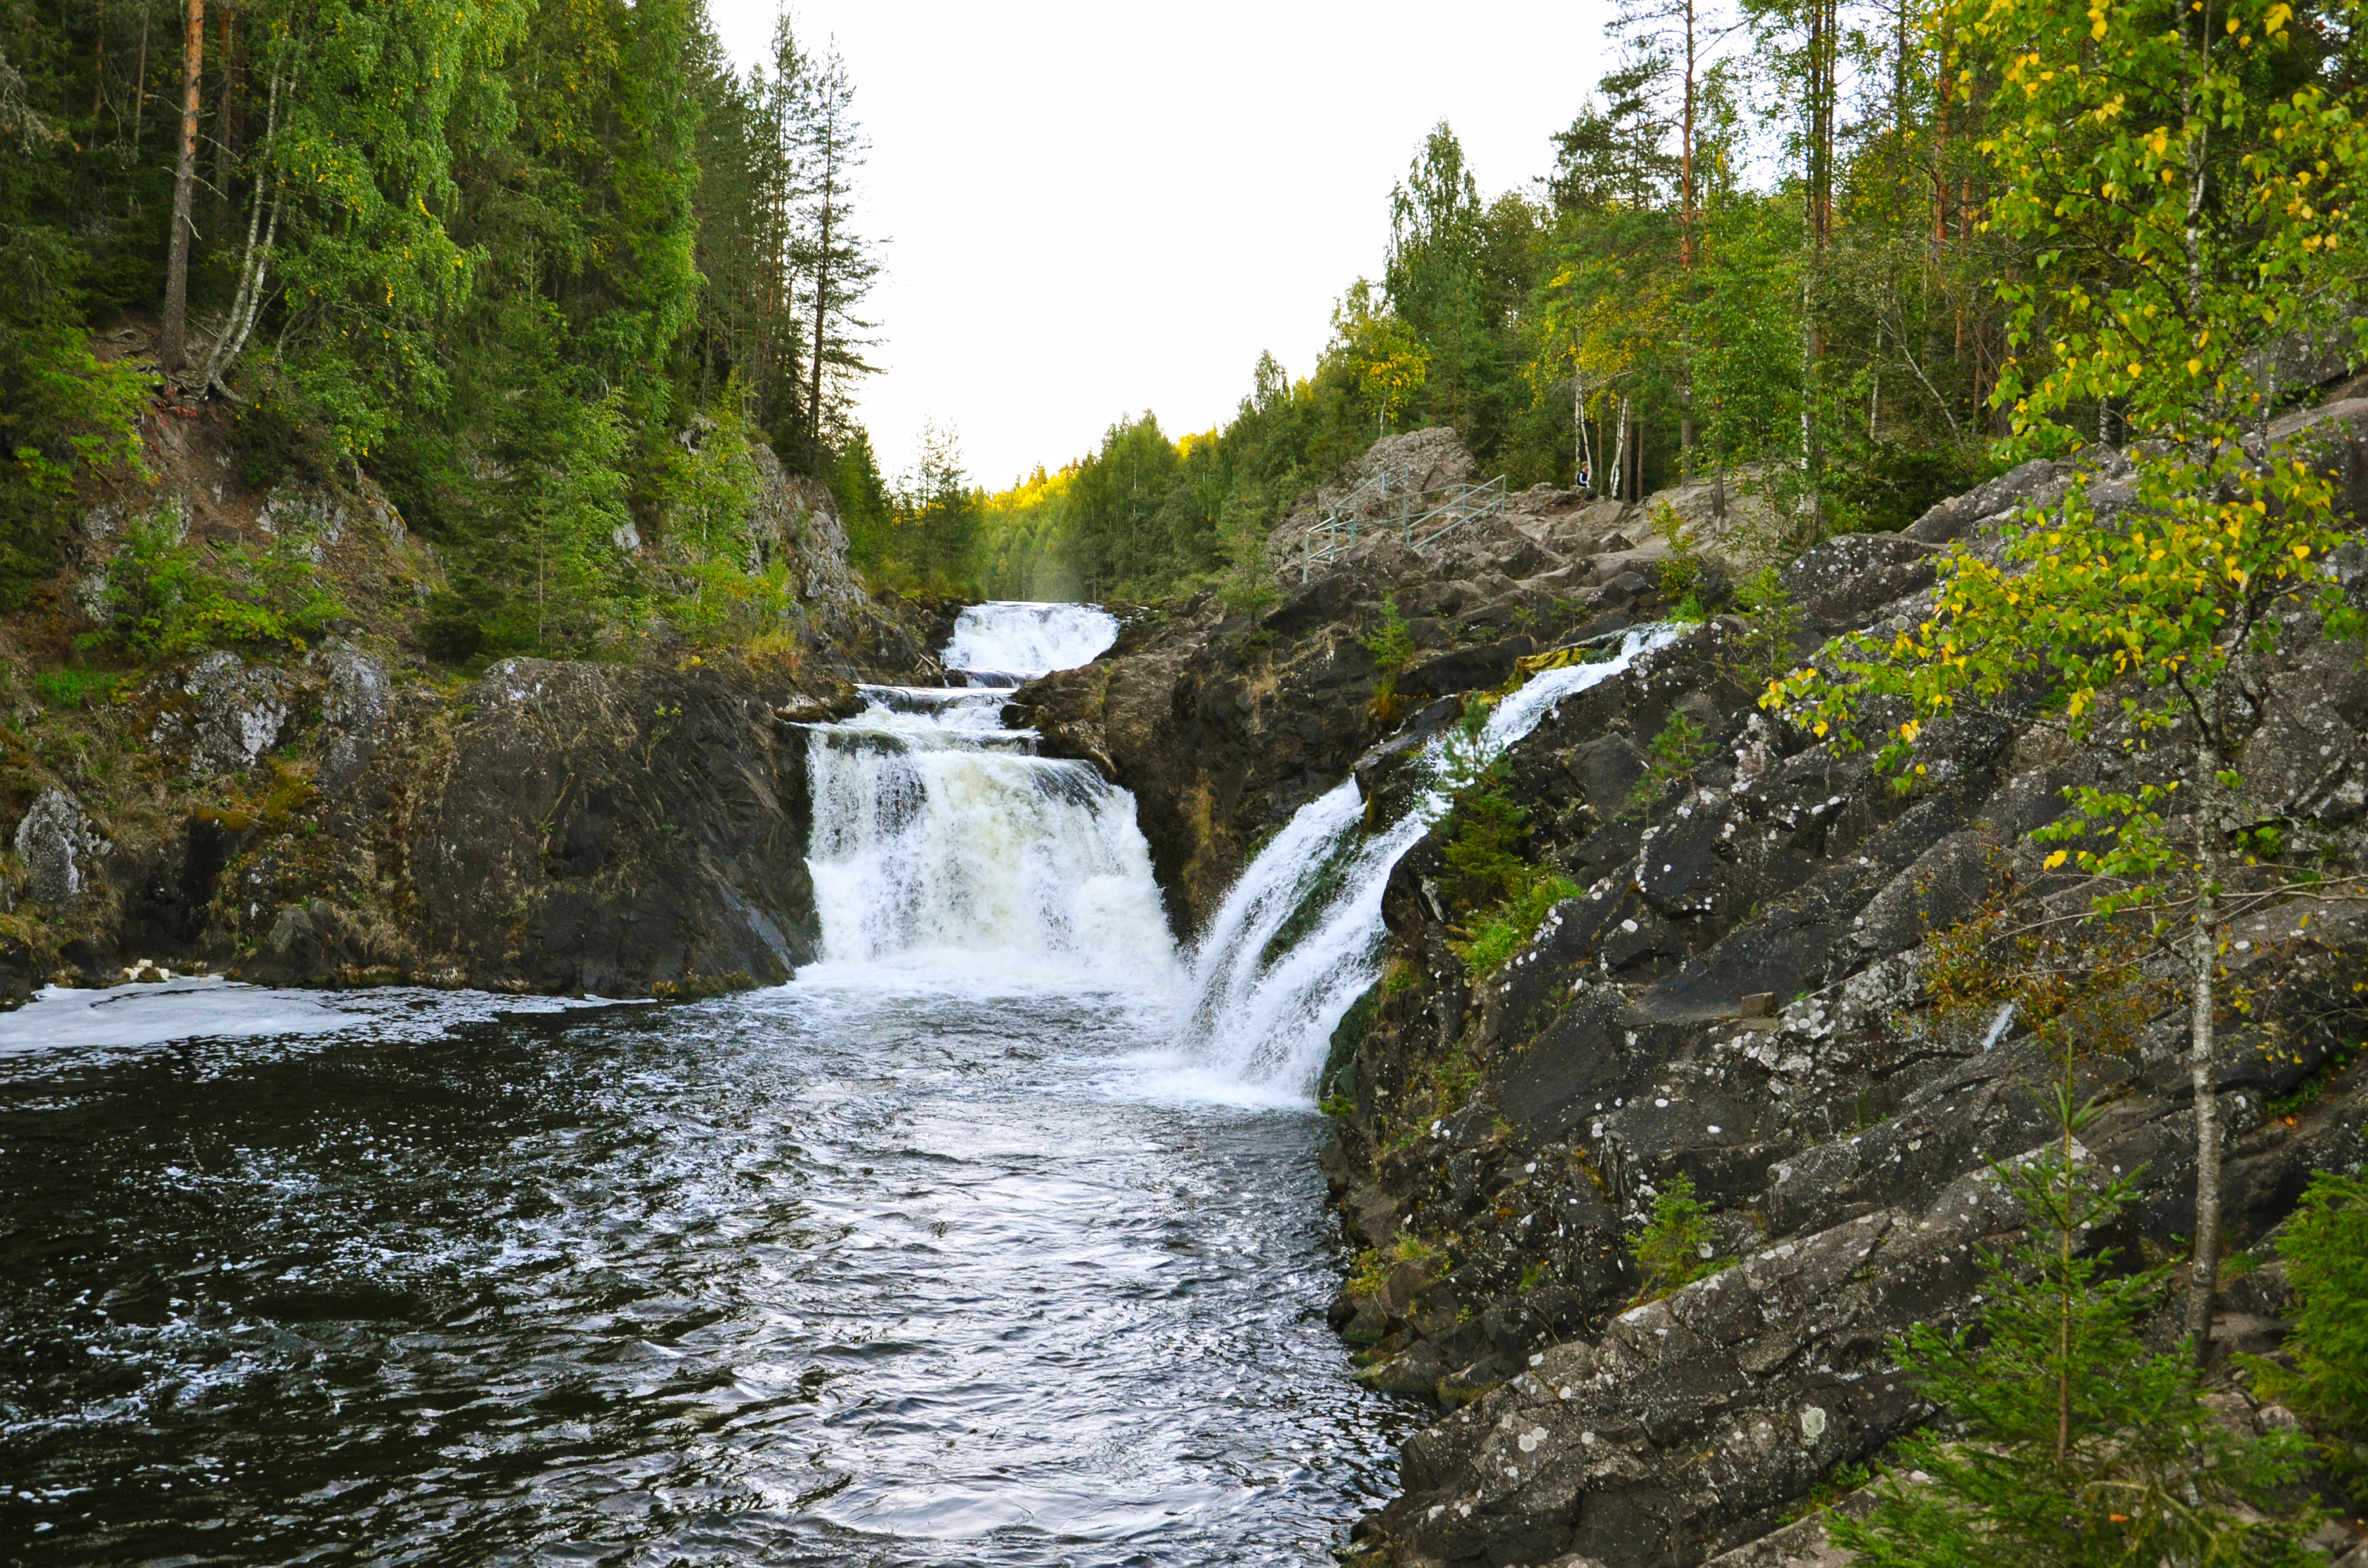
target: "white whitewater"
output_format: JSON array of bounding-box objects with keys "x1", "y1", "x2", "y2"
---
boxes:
[
  {"x1": 943, "y1": 600, "x2": 1120, "y2": 687},
  {"x1": 1180, "y1": 625, "x2": 1681, "y2": 1092},
  {"x1": 802, "y1": 602, "x2": 1178, "y2": 988}
]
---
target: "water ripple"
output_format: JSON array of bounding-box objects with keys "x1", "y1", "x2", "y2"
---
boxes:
[{"x1": 0, "y1": 978, "x2": 1412, "y2": 1566}]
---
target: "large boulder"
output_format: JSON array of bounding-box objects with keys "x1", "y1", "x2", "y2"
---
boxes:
[
  {"x1": 164, "y1": 651, "x2": 295, "y2": 774},
  {"x1": 384, "y1": 657, "x2": 826, "y2": 994},
  {"x1": 13, "y1": 787, "x2": 108, "y2": 907}
]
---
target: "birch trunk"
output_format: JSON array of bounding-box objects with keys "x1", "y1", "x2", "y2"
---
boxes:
[{"x1": 2184, "y1": 730, "x2": 2223, "y2": 1366}]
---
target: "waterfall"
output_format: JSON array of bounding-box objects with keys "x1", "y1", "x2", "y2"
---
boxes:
[
  {"x1": 1180, "y1": 625, "x2": 1682, "y2": 1092},
  {"x1": 943, "y1": 600, "x2": 1121, "y2": 688},
  {"x1": 800, "y1": 600, "x2": 1675, "y2": 1097},
  {"x1": 802, "y1": 603, "x2": 1178, "y2": 990}
]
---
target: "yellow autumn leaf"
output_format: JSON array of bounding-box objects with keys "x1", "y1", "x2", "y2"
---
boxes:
[{"x1": 2044, "y1": 850, "x2": 2069, "y2": 869}]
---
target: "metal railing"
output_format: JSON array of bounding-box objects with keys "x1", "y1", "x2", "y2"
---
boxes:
[{"x1": 1297, "y1": 473, "x2": 1508, "y2": 581}]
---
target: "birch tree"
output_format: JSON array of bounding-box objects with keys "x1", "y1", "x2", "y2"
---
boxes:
[{"x1": 1774, "y1": 0, "x2": 2368, "y2": 1364}]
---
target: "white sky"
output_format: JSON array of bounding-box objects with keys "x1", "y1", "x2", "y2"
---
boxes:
[{"x1": 706, "y1": 1, "x2": 1619, "y2": 491}]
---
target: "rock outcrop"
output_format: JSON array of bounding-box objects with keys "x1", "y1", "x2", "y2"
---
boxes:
[
  {"x1": 1024, "y1": 416, "x2": 2368, "y2": 1564},
  {"x1": 1, "y1": 411, "x2": 927, "y2": 999},
  {"x1": 1017, "y1": 436, "x2": 1720, "y2": 935}
]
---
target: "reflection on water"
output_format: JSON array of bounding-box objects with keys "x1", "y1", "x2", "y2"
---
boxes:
[{"x1": 0, "y1": 977, "x2": 1411, "y2": 1565}]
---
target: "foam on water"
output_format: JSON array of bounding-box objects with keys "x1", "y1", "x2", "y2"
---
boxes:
[
  {"x1": 1177, "y1": 625, "x2": 1683, "y2": 1098},
  {"x1": 0, "y1": 977, "x2": 620, "y2": 1055}
]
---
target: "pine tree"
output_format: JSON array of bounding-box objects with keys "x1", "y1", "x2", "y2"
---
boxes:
[{"x1": 785, "y1": 41, "x2": 878, "y2": 470}]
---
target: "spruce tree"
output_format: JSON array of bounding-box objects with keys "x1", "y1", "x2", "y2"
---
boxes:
[{"x1": 1830, "y1": 1059, "x2": 2314, "y2": 1568}]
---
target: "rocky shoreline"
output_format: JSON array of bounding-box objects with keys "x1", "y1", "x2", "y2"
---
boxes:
[{"x1": 1019, "y1": 418, "x2": 2368, "y2": 1565}]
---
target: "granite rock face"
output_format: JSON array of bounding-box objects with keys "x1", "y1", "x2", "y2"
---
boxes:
[
  {"x1": 1024, "y1": 416, "x2": 2368, "y2": 1565},
  {"x1": 388, "y1": 657, "x2": 828, "y2": 993},
  {"x1": 14, "y1": 787, "x2": 107, "y2": 908}
]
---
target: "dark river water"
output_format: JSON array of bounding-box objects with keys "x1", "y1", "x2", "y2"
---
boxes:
[{"x1": 0, "y1": 978, "x2": 1413, "y2": 1567}]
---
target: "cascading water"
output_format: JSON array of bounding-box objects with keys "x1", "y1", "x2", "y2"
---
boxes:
[
  {"x1": 0, "y1": 598, "x2": 1420, "y2": 1567},
  {"x1": 942, "y1": 600, "x2": 1121, "y2": 687},
  {"x1": 1180, "y1": 625, "x2": 1681, "y2": 1092},
  {"x1": 801, "y1": 602, "x2": 1180, "y2": 988}
]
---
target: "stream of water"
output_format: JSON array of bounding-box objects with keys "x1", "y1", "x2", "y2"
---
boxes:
[{"x1": 0, "y1": 603, "x2": 1664, "y2": 1566}]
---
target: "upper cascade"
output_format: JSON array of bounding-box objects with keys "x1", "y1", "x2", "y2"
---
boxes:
[
  {"x1": 942, "y1": 601, "x2": 1120, "y2": 686},
  {"x1": 798, "y1": 603, "x2": 1176, "y2": 990}
]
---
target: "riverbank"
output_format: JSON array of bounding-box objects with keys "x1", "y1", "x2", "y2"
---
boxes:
[{"x1": 1023, "y1": 418, "x2": 2368, "y2": 1565}]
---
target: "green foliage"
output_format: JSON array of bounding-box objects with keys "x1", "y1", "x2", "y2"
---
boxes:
[
  {"x1": 0, "y1": 224, "x2": 147, "y2": 612},
  {"x1": 0, "y1": 0, "x2": 889, "y2": 661},
  {"x1": 1830, "y1": 1074, "x2": 2315, "y2": 1568},
  {"x1": 1729, "y1": 567, "x2": 1802, "y2": 690},
  {"x1": 1438, "y1": 701, "x2": 1532, "y2": 908},
  {"x1": 1430, "y1": 692, "x2": 1584, "y2": 981},
  {"x1": 1432, "y1": 1043, "x2": 1481, "y2": 1112},
  {"x1": 2253, "y1": 1170, "x2": 2368, "y2": 1474},
  {"x1": 100, "y1": 502, "x2": 343, "y2": 657},
  {"x1": 1452, "y1": 872, "x2": 1580, "y2": 983},
  {"x1": 1364, "y1": 594, "x2": 1417, "y2": 674},
  {"x1": 33, "y1": 670, "x2": 117, "y2": 710},
  {"x1": 1629, "y1": 1173, "x2": 1725, "y2": 1301},
  {"x1": 1628, "y1": 709, "x2": 1711, "y2": 816},
  {"x1": 1649, "y1": 499, "x2": 1698, "y2": 600}
]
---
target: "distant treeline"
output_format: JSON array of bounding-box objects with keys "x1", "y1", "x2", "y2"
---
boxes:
[{"x1": 862, "y1": 0, "x2": 2160, "y2": 603}]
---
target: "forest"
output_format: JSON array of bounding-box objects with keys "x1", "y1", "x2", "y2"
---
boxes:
[
  {"x1": 941, "y1": 0, "x2": 2366, "y2": 603},
  {"x1": 1, "y1": 0, "x2": 886, "y2": 658},
  {"x1": 1, "y1": 0, "x2": 2364, "y2": 625}
]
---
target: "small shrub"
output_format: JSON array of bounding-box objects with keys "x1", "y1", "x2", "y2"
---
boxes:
[
  {"x1": 1729, "y1": 566, "x2": 1803, "y2": 689},
  {"x1": 1626, "y1": 709, "x2": 1712, "y2": 817},
  {"x1": 103, "y1": 502, "x2": 343, "y2": 655},
  {"x1": 1832, "y1": 1070, "x2": 2315, "y2": 1567},
  {"x1": 2252, "y1": 1169, "x2": 2368, "y2": 1476},
  {"x1": 256, "y1": 760, "x2": 316, "y2": 828},
  {"x1": 1452, "y1": 871, "x2": 1579, "y2": 982},
  {"x1": 1217, "y1": 557, "x2": 1279, "y2": 616},
  {"x1": 1392, "y1": 1231, "x2": 1439, "y2": 1263},
  {"x1": 1629, "y1": 1173, "x2": 1725, "y2": 1301},
  {"x1": 1433, "y1": 1044, "x2": 1481, "y2": 1113},
  {"x1": 1363, "y1": 594, "x2": 1417, "y2": 674},
  {"x1": 1650, "y1": 498, "x2": 1699, "y2": 600},
  {"x1": 1518, "y1": 1259, "x2": 1549, "y2": 1293}
]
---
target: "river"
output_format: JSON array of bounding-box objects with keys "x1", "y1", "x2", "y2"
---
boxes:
[{"x1": 0, "y1": 602, "x2": 1671, "y2": 1567}]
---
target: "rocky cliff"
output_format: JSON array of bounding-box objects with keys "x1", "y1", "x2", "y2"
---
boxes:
[
  {"x1": 0, "y1": 414, "x2": 932, "y2": 1004},
  {"x1": 1013, "y1": 430, "x2": 1716, "y2": 935},
  {"x1": 1029, "y1": 418, "x2": 2368, "y2": 1565}
]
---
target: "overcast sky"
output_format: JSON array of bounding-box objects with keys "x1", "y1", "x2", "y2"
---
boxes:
[{"x1": 705, "y1": 1, "x2": 1619, "y2": 490}]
